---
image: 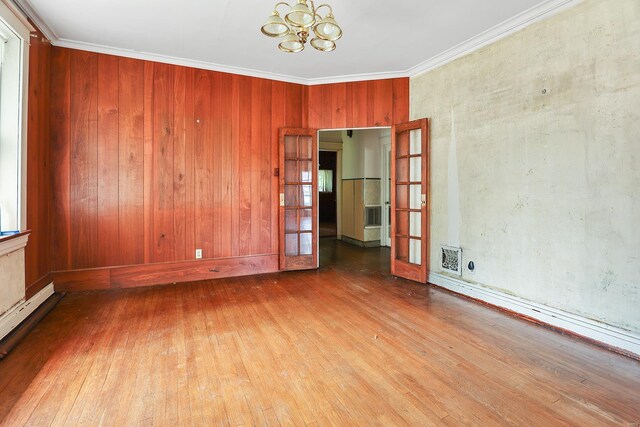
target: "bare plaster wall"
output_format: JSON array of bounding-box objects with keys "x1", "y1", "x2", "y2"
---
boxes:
[
  {"x1": 0, "y1": 248, "x2": 26, "y2": 316},
  {"x1": 410, "y1": 0, "x2": 640, "y2": 332}
]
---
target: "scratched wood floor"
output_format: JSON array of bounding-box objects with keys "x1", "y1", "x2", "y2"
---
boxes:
[{"x1": 1, "y1": 240, "x2": 639, "y2": 426}]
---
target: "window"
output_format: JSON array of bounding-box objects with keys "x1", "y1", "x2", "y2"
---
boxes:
[
  {"x1": 0, "y1": 5, "x2": 29, "y2": 235},
  {"x1": 318, "y1": 169, "x2": 333, "y2": 193}
]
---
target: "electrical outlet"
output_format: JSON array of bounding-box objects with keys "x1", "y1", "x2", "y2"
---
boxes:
[{"x1": 195, "y1": 249, "x2": 203, "y2": 259}]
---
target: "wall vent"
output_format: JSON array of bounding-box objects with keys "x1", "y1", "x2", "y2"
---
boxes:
[
  {"x1": 441, "y1": 245, "x2": 462, "y2": 275},
  {"x1": 364, "y1": 206, "x2": 381, "y2": 227}
]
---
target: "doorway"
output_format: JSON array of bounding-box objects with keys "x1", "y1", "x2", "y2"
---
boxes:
[
  {"x1": 318, "y1": 128, "x2": 390, "y2": 252},
  {"x1": 279, "y1": 122, "x2": 429, "y2": 282},
  {"x1": 318, "y1": 151, "x2": 338, "y2": 238}
]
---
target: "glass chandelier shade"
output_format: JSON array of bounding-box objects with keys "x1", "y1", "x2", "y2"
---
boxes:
[
  {"x1": 310, "y1": 38, "x2": 335, "y2": 52},
  {"x1": 279, "y1": 31, "x2": 305, "y2": 53},
  {"x1": 261, "y1": 12, "x2": 289, "y2": 37},
  {"x1": 285, "y1": 1, "x2": 315, "y2": 28},
  {"x1": 261, "y1": 1, "x2": 342, "y2": 53},
  {"x1": 313, "y1": 13, "x2": 342, "y2": 41}
]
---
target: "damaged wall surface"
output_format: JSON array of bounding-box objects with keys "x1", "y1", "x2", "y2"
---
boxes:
[{"x1": 411, "y1": 0, "x2": 640, "y2": 332}]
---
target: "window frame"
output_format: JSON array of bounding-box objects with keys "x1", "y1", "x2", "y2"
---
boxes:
[
  {"x1": 318, "y1": 169, "x2": 333, "y2": 193},
  {"x1": 0, "y1": 1, "x2": 31, "y2": 234}
]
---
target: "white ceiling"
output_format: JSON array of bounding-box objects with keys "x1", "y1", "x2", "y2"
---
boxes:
[{"x1": 20, "y1": 0, "x2": 574, "y2": 84}]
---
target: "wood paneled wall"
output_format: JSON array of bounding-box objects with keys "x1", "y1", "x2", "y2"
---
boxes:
[
  {"x1": 50, "y1": 48, "x2": 306, "y2": 274},
  {"x1": 42, "y1": 47, "x2": 408, "y2": 290},
  {"x1": 25, "y1": 30, "x2": 52, "y2": 298},
  {"x1": 307, "y1": 79, "x2": 409, "y2": 129}
]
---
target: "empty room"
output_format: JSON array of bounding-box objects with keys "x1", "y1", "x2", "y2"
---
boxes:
[{"x1": 0, "y1": 0, "x2": 639, "y2": 425}]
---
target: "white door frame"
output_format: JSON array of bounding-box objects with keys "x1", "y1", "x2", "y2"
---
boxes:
[
  {"x1": 318, "y1": 145, "x2": 342, "y2": 239},
  {"x1": 381, "y1": 142, "x2": 392, "y2": 247}
]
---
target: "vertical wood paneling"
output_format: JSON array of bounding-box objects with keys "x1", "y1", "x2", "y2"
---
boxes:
[
  {"x1": 97, "y1": 55, "x2": 120, "y2": 266},
  {"x1": 260, "y1": 79, "x2": 272, "y2": 254},
  {"x1": 143, "y1": 62, "x2": 154, "y2": 264},
  {"x1": 320, "y1": 84, "x2": 332, "y2": 129},
  {"x1": 152, "y1": 63, "x2": 175, "y2": 262},
  {"x1": 271, "y1": 81, "x2": 285, "y2": 254},
  {"x1": 307, "y1": 85, "x2": 322, "y2": 129},
  {"x1": 237, "y1": 76, "x2": 253, "y2": 256},
  {"x1": 48, "y1": 47, "x2": 409, "y2": 274},
  {"x1": 372, "y1": 79, "x2": 394, "y2": 126},
  {"x1": 351, "y1": 81, "x2": 368, "y2": 127},
  {"x1": 173, "y1": 66, "x2": 187, "y2": 261},
  {"x1": 193, "y1": 69, "x2": 213, "y2": 258},
  {"x1": 331, "y1": 83, "x2": 347, "y2": 129},
  {"x1": 118, "y1": 58, "x2": 145, "y2": 265},
  {"x1": 183, "y1": 68, "x2": 196, "y2": 261},
  {"x1": 217, "y1": 72, "x2": 234, "y2": 258},
  {"x1": 69, "y1": 51, "x2": 98, "y2": 269},
  {"x1": 285, "y1": 84, "x2": 303, "y2": 128},
  {"x1": 250, "y1": 79, "x2": 262, "y2": 254},
  {"x1": 25, "y1": 30, "x2": 51, "y2": 292},
  {"x1": 230, "y1": 75, "x2": 241, "y2": 257},
  {"x1": 50, "y1": 48, "x2": 71, "y2": 272},
  {"x1": 307, "y1": 78, "x2": 408, "y2": 129},
  {"x1": 211, "y1": 72, "x2": 222, "y2": 258},
  {"x1": 393, "y1": 78, "x2": 410, "y2": 123}
]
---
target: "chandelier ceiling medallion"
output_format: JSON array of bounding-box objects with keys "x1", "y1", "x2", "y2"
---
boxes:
[{"x1": 261, "y1": 0, "x2": 343, "y2": 53}]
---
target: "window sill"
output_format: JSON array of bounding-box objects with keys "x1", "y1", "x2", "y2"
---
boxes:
[{"x1": 0, "y1": 230, "x2": 30, "y2": 257}]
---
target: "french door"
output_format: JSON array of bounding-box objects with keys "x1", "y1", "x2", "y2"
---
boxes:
[
  {"x1": 279, "y1": 128, "x2": 318, "y2": 270},
  {"x1": 390, "y1": 119, "x2": 429, "y2": 283}
]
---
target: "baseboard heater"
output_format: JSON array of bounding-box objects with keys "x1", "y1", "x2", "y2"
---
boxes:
[{"x1": 0, "y1": 284, "x2": 63, "y2": 360}]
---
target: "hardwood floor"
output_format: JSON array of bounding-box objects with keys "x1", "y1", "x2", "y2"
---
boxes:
[{"x1": 1, "y1": 240, "x2": 639, "y2": 426}]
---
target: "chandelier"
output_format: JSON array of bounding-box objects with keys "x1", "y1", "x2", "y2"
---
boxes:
[{"x1": 261, "y1": 0, "x2": 343, "y2": 53}]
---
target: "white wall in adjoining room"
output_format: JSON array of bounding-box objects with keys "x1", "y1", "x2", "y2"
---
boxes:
[
  {"x1": 411, "y1": 0, "x2": 640, "y2": 333},
  {"x1": 341, "y1": 129, "x2": 387, "y2": 179}
]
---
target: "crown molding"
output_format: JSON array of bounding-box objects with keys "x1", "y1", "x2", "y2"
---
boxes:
[
  {"x1": 9, "y1": 0, "x2": 55, "y2": 39},
  {"x1": 13, "y1": 0, "x2": 581, "y2": 85},
  {"x1": 53, "y1": 38, "x2": 311, "y2": 85},
  {"x1": 407, "y1": 0, "x2": 583, "y2": 78}
]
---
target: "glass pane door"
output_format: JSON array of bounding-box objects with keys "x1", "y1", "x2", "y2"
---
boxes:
[
  {"x1": 391, "y1": 119, "x2": 429, "y2": 283},
  {"x1": 279, "y1": 129, "x2": 318, "y2": 270}
]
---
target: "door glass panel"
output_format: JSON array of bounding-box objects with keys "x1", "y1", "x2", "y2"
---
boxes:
[
  {"x1": 285, "y1": 209, "x2": 298, "y2": 233},
  {"x1": 396, "y1": 158, "x2": 408, "y2": 182},
  {"x1": 410, "y1": 212, "x2": 421, "y2": 237},
  {"x1": 410, "y1": 129, "x2": 421, "y2": 155},
  {"x1": 285, "y1": 185, "x2": 299, "y2": 206},
  {"x1": 285, "y1": 136, "x2": 298, "y2": 159},
  {"x1": 285, "y1": 161, "x2": 298, "y2": 183},
  {"x1": 300, "y1": 209, "x2": 312, "y2": 231},
  {"x1": 396, "y1": 237, "x2": 409, "y2": 262},
  {"x1": 300, "y1": 185, "x2": 313, "y2": 207},
  {"x1": 299, "y1": 161, "x2": 313, "y2": 183},
  {"x1": 396, "y1": 185, "x2": 408, "y2": 208},
  {"x1": 409, "y1": 239, "x2": 421, "y2": 265},
  {"x1": 300, "y1": 232, "x2": 313, "y2": 255},
  {"x1": 410, "y1": 185, "x2": 422, "y2": 209},
  {"x1": 285, "y1": 233, "x2": 298, "y2": 256},
  {"x1": 410, "y1": 157, "x2": 421, "y2": 182},
  {"x1": 397, "y1": 211, "x2": 409, "y2": 236},
  {"x1": 300, "y1": 136, "x2": 313, "y2": 159},
  {"x1": 397, "y1": 131, "x2": 409, "y2": 157}
]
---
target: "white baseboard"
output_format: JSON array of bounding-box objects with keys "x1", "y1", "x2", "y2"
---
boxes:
[
  {"x1": 429, "y1": 272, "x2": 640, "y2": 357},
  {"x1": 0, "y1": 282, "x2": 54, "y2": 341}
]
